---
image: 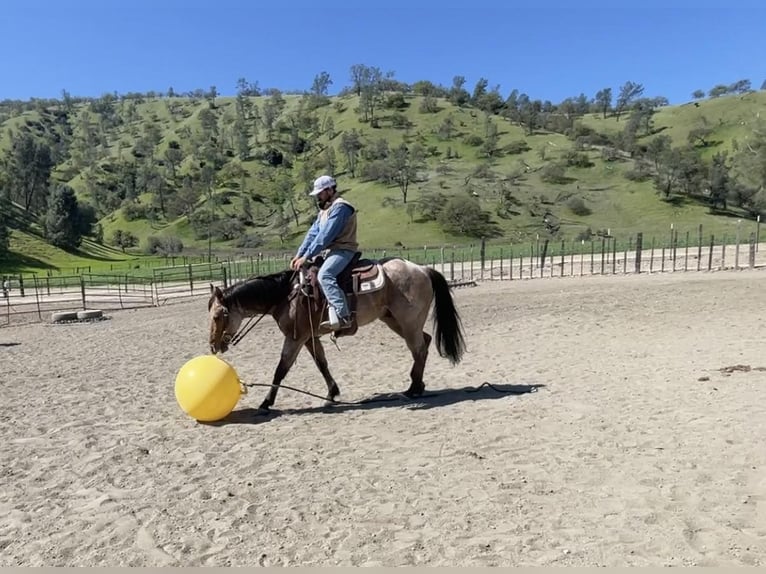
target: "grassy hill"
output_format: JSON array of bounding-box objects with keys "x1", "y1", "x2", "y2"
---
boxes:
[{"x1": 2, "y1": 87, "x2": 765, "y2": 275}]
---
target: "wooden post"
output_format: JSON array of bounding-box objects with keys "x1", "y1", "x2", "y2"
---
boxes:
[
  {"x1": 722, "y1": 234, "x2": 727, "y2": 270},
  {"x1": 697, "y1": 224, "x2": 703, "y2": 271},
  {"x1": 540, "y1": 239, "x2": 549, "y2": 278},
  {"x1": 635, "y1": 233, "x2": 643, "y2": 274},
  {"x1": 708, "y1": 235, "x2": 714, "y2": 271},
  {"x1": 188, "y1": 264, "x2": 194, "y2": 294},
  {"x1": 735, "y1": 222, "x2": 741, "y2": 270},
  {"x1": 80, "y1": 276, "x2": 86, "y2": 310},
  {"x1": 684, "y1": 230, "x2": 690, "y2": 271}
]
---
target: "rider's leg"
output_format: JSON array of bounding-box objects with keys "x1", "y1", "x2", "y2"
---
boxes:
[{"x1": 317, "y1": 249, "x2": 355, "y2": 328}]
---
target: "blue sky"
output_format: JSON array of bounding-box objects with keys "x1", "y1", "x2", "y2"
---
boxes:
[{"x1": 1, "y1": 0, "x2": 763, "y2": 104}]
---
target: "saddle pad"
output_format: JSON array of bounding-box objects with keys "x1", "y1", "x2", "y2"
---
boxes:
[{"x1": 356, "y1": 264, "x2": 385, "y2": 293}]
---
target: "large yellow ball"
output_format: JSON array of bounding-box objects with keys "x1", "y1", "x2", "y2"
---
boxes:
[{"x1": 174, "y1": 355, "x2": 244, "y2": 422}]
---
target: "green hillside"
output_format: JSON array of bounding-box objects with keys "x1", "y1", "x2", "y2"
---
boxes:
[{"x1": 1, "y1": 79, "x2": 765, "y2": 275}]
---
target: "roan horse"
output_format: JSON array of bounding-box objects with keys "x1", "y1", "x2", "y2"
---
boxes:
[{"x1": 207, "y1": 256, "x2": 466, "y2": 411}]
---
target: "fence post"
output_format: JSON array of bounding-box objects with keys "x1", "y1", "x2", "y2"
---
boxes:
[
  {"x1": 735, "y1": 223, "x2": 741, "y2": 270},
  {"x1": 480, "y1": 238, "x2": 486, "y2": 280},
  {"x1": 540, "y1": 239, "x2": 549, "y2": 278},
  {"x1": 188, "y1": 264, "x2": 194, "y2": 294},
  {"x1": 708, "y1": 235, "x2": 714, "y2": 271},
  {"x1": 600, "y1": 237, "x2": 606, "y2": 275},
  {"x1": 18, "y1": 275, "x2": 24, "y2": 297},
  {"x1": 33, "y1": 276, "x2": 42, "y2": 320},
  {"x1": 749, "y1": 232, "x2": 756, "y2": 268},
  {"x1": 80, "y1": 276, "x2": 86, "y2": 310},
  {"x1": 721, "y1": 235, "x2": 727, "y2": 270},
  {"x1": 685, "y1": 230, "x2": 690, "y2": 271},
  {"x1": 222, "y1": 265, "x2": 228, "y2": 289},
  {"x1": 697, "y1": 224, "x2": 703, "y2": 271},
  {"x1": 635, "y1": 233, "x2": 643, "y2": 274},
  {"x1": 617, "y1": 238, "x2": 622, "y2": 274}
]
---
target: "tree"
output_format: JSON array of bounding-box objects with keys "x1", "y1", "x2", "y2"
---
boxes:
[
  {"x1": 471, "y1": 78, "x2": 488, "y2": 105},
  {"x1": 388, "y1": 142, "x2": 425, "y2": 203},
  {"x1": 110, "y1": 229, "x2": 138, "y2": 252},
  {"x1": 708, "y1": 152, "x2": 730, "y2": 209},
  {"x1": 449, "y1": 76, "x2": 470, "y2": 106},
  {"x1": 692, "y1": 89, "x2": 706, "y2": 99},
  {"x1": 310, "y1": 71, "x2": 332, "y2": 96},
  {"x1": 339, "y1": 129, "x2": 364, "y2": 177},
  {"x1": 615, "y1": 81, "x2": 644, "y2": 120},
  {"x1": 1, "y1": 132, "x2": 54, "y2": 212},
  {"x1": 687, "y1": 116, "x2": 714, "y2": 147},
  {"x1": 438, "y1": 196, "x2": 497, "y2": 237},
  {"x1": 0, "y1": 204, "x2": 9, "y2": 258},
  {"x1": 43, "y1": 185, "x2": 84, "y2": 249}
]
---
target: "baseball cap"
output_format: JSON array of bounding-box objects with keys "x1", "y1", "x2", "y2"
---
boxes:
[{"x1": 310, "y1": 175, "x2": 336, "y2": 196}]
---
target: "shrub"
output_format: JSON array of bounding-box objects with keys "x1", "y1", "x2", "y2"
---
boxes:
[{"x1": 567, "y1": 197, "x2": 592, "y2": 216}]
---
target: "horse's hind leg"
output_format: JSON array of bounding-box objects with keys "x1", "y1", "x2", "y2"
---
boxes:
[
  {"x1": 303, "y1": 337, "x2": 341, "y2": 404},
  {"x1": 259, "y1": 336, "x2": 305, "y2": 412},
  {"x1": 379, "y1": 314, "x2": 432, "y2": 398}
]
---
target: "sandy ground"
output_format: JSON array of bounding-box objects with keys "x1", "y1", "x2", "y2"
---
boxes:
[{"x1": 1, "y1": 269, "x2": 766, "y2": 566}]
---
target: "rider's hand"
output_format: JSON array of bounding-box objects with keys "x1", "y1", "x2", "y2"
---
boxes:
[{"x1": 290, "y1": 256, "x2": 307, "y2": 270}]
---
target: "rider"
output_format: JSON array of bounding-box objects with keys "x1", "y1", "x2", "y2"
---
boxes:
[{"x1": 290, "y1": 175, "x2": 358, "y2": 331}]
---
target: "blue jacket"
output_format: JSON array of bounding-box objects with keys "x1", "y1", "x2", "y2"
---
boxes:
[{"x1": 296, "y1": 202, "x2": 355, "y2": 260}]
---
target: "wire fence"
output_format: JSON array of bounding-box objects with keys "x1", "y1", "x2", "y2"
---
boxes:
[{"x1": 2, "y1": 228, "x2": 765, "y2": 327}]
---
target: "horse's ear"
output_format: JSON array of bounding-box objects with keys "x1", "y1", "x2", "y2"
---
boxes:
[{"x1": 210, "y1": 283, "x2": 223, "y2": 300}]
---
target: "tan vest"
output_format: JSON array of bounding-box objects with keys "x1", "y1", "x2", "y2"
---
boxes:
[{"x1": 319, "y1": 196, "x2": 358, "y2": 253}]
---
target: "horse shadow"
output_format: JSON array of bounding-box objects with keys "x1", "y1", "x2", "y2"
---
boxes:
[{"x1": 208, "y1": 382, "x2": 546, "y2": 426}]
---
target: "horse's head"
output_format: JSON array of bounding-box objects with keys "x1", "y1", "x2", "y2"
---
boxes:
[{"x1": 207, "y1": 284, "x2": 244, "y2": 354}]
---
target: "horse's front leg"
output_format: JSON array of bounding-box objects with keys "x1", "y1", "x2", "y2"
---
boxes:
[
  {"x1": 259, "y1": 335, "x2": 305, "y2": 412},
  {"x1": 303, "y1": 337, "x2": 340, "y2": 404}
]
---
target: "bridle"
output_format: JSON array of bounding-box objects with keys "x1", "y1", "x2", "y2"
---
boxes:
[{"x1": 219, "y1": 270, "x2": 300, "y2": 348}]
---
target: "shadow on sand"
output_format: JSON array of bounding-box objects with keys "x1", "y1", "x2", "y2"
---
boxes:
[{"x1": 206, "y1": 382, "x2": 546, "y2": 427}]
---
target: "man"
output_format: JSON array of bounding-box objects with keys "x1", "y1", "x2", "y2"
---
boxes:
[{"x1": 290, "y1": 175, "x2": 358, "y2": 331}]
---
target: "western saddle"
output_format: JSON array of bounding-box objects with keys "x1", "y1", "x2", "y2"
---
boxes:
[{"x1": 301, "y1": 252, "x2": 381, "y2": 336}]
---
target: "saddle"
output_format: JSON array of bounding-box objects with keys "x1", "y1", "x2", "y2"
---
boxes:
[{"x1": 301, "y1": 251, "x2": 386, "y2": 337}]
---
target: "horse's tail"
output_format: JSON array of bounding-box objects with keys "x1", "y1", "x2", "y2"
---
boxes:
[{"x1": 426, "y1": 267, "x2": 466, "y2": 365}]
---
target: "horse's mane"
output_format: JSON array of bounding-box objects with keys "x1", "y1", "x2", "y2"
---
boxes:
[{"x1": 224, "y1": 269, "x2": 295, "y2": 309}]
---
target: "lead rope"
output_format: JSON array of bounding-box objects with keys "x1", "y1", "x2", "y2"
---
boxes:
[{"x1": 237, "y1": 380, "x2": 535, "y2": 406}]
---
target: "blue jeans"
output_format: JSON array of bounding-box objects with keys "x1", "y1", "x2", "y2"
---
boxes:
[{"x1": 317, "y1": 249, "x2": 355, "y2": 319}]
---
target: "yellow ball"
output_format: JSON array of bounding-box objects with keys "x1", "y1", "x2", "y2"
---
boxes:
[{"x1": 174, "y1": 355, "x2": 244, "y2": 422}]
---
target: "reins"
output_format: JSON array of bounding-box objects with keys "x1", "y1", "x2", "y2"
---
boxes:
[{"x1": 229, "y1": 270, "x2": 299, "y2": 348}]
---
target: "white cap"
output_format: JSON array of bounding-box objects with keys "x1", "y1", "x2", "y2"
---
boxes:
[{"x1": 310, "y1": 175, "x2": 336, "y2": 196}]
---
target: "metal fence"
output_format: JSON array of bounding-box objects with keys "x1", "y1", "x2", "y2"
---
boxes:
[{"x1": 3, "y1": 231, "x2": 765, "y2": 327}]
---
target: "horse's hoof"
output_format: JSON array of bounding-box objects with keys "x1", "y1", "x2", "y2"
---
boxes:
[
  {"x1": 256, "y1": 403, "x2": 271, "y2": 415},
  {"x1": 403, "y1": 388, "x2": 424, "y2": 399}
]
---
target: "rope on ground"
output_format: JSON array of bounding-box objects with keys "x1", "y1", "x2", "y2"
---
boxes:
[{"x1": 239, "y1": 380, "x2": 532, "y2": 406}]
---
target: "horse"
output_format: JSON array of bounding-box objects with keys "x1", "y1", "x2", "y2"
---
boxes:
[{"x1": 207, "y1": 256, "x2": 466, "y2": 412}]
